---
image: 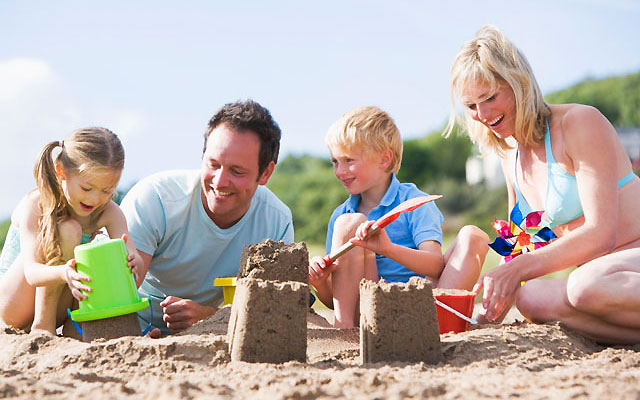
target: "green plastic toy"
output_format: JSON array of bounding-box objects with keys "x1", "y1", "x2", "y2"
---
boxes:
[{"x1": 70, "y1": 238, "x2": 149, "y2": 322}]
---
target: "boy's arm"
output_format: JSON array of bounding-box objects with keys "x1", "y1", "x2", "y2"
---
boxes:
[
  {"x1": 308, "y1": 256, "x2": 335, "y2": 309},
  {"x1": 383, "y1": 239, "x2": 445, "y2": 278},
  {"x1": 350, "y1": 222, "x2": 445, "y2": 278}
]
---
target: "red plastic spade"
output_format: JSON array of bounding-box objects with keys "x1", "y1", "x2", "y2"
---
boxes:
[{"x1": 322, "y1": 194, "x2": 442, "y2": 266}]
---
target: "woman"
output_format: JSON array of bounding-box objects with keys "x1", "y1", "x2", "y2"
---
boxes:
[{"x1": 445, "y1": 25, "x2": 640, "y2": 344}]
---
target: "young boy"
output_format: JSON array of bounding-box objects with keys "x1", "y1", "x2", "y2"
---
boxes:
[{"x1": 308, "y1": 106, "x2": 489, "y2": 328}]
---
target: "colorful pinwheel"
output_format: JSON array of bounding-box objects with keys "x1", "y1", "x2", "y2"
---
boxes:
[{"x1": 488, "y1": 202, "x2": 557, "y2": 262}]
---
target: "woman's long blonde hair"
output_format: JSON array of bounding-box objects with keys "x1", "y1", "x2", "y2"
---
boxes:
[
  {"x1": 33, "y1": 127, "x2": 124, "y2": 265},
  {"x1": 444, "y1": 25, "x2": 551, "y2": 156}
]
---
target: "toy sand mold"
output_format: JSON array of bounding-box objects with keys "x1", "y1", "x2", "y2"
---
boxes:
[{"x1": 69, "y1": 238, "x2": 149, "y2": 341}]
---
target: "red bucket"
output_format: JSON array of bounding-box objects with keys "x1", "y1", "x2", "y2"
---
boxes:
[{"x1": 435, "y1": 292, "x2": 475, "y2": 334}]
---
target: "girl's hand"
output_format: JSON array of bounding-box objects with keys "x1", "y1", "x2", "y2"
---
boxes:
[
  {"x1": 350, "y1": 220, "x2": 392, "y2": 256},
  {"x1": 63, "y1": 259, "x2": 91, "y2": 301},
  {"x1": 472, "y1": 260, "x2": 524, "y2": 322},
  {"x1": 308, "y1": 256, "x2": 335, "y2": 288},
  {"x1": 122, "y1": 234, "x2": 144, "y2": 286}
]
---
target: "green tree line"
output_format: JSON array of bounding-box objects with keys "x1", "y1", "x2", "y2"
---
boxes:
[{"x1": 1, "y1": 70, "x2": 639, "y2": 251}]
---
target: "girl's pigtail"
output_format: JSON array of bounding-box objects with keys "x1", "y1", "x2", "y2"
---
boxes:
[{"x1": 33, "y1": 141, "x2": 68, "y2": 265}]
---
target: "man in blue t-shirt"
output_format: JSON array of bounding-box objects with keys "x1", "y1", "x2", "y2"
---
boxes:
[{"x1": 121, "y1": 100, "x2": 293, "y2": 336}]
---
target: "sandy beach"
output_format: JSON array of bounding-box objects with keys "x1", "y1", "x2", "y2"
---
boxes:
[{"x1": 1, "y1": 306, "x2": 639, "y2": 400}]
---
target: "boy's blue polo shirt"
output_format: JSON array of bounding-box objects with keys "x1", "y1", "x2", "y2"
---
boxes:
[{"x1": 325, "y1": 174, "x2": 443, "y2": 282}]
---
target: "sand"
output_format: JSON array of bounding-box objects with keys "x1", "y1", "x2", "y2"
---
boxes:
[{"x1": 1, "y1": 306, "x2": 639, "y2": 399}]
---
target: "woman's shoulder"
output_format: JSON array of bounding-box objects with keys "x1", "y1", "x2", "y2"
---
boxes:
[
  {"x1": 551, "y1": 104, "x2": 617, "y2": 158},
  {"x1": 551, "y1": 104, "x2": 608, "y2": 132}
]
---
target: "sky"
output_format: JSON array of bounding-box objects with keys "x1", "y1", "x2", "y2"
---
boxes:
[{"x1": 1, "y1": 0, "x2": 639, "y2": 220}]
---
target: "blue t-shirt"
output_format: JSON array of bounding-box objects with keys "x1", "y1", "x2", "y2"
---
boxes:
[
  {"x1": 326, "y1": 174, "x2": 443, "y2": 283},
  {"x1": 120, "y1": 169, "x2": 294, "y2": 333}
]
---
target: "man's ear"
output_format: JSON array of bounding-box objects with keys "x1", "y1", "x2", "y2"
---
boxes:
[{"x1": 257, "y1": 161, "x2": 276, "y2": 186}]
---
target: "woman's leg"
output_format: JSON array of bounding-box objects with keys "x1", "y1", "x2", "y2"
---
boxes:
[
  {"x1": 30, "y1": 219, "x2": 81, "y2": 335},
  {"x1": 517, "y1": 247, "x2": 640, "y2": 344},
  {"x1": 330, "y1": 213, "x2": 377, "y2": 328},
  {"x1": 438, "y1": 225, "x2": 489, "y2": 290}
]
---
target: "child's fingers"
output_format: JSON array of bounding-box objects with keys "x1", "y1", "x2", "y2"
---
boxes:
[
  {"x1": 71, "y1": 288, "x2": 87, "y2": 301},
  {"x1": 74, "y1": 281, "x2": 92, "y2": 293},
  {"x1": 66, "y1": 259, "x2": 77, "y2": 270}
]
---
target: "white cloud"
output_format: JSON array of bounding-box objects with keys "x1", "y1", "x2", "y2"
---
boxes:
[{"x1": 0, "y1": 58, "x2": 145, "y2": 219}]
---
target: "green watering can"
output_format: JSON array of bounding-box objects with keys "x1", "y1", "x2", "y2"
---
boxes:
[{"x1": 69, "y1": 238, "x2": 149, "y2": 322}]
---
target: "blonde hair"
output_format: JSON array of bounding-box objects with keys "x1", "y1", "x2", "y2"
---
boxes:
[
  {"x1": 33, "y1": 127, "x2": 124, "y2": 265},
  {"x1": 325, "y1": 106, "x2": 403, "y2": 173},
  {"x1": 444, "y1": 25, "x2": 551, "y2": 155}
]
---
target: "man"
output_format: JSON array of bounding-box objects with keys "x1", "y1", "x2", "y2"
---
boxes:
[{"x1": 120, "y1": 100, "x2": 293, "y2": 336}]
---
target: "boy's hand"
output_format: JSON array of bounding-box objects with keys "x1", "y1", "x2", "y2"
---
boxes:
[
  {"x1": 350, "y1": 220, "x2": 392, "y2": 256},
  {"x1": 62, "y1": 259, "x2": 91, "y2": 301},
  {"x1": 308, "y1": 256, "x2": 335, "y2": 288}
]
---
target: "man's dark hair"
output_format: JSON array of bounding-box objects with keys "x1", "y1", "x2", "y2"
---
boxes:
[{"x1": 204, "y1": 99, "x2": 281, "y2": 176}]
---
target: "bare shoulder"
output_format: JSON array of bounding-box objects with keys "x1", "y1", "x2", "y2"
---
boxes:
[
  {"x1": 95, "y1": 200, "x2": 126, "y2": 227},
  {"x1": 556, "y1": 104, "x2": 613, "y2": 135},
  {"x1": 13, "y1": 190, "x2": 42, "y2": 230},
  {"x1": 552, "y1": 104, "x2": 616, "y2": 149}
]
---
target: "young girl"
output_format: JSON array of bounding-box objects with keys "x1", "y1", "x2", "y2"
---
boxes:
[{"x1": 0, "y1": 127, "x2": 143, "y2": 336}]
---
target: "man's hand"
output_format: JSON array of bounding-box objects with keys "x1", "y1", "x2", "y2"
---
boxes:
[{"x1": 160, "y1": 296, "x2": 217, "y2": 333}]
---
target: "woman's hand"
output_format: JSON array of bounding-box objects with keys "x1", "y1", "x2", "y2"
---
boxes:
[
  {"x1": 349, "y1": 220, "x2": 392, "y2": 256},
  {"x1": 308, "y1": 256, "x2": 336, "y2": 289},
  {"x1": 62, "y1": 259, "x2": 91, "y2": 301},
  {"x1": 473, "y1": 257, "x2": 525, "y2": 322}
]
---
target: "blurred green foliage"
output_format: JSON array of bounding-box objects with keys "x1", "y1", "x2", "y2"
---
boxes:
[
  {"x1": 545, "y1": 71, "x2": 640, "y2": 127},
  {"x1": 0, "y1": 219, "x2": 10, "y2": 250},
  {"x1": 267, "y1": 155, "x2": 347, "y2": 244},
  {"x1": 1, "y1": 71, "x2": 638, "y2": 254}
]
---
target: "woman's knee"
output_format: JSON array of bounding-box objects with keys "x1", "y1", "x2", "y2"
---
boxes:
[
  {"x1": 516, "y1": 281, "x2": 561, "y2": 323},
  {"x1": 565, "y1": 268, "x2": 608, "y2": 313}
]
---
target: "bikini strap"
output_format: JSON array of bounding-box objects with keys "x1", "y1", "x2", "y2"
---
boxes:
[{"x1": 544, "y1": 121, "x2": 555, "y2": 164}]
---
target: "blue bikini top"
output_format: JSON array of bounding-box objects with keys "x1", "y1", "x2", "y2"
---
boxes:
[{"x1": 513, "y1": 122, "x2": 636, "y2": 228}]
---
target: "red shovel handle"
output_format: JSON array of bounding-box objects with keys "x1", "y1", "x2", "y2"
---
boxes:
[{"x1": 321, "y1": 195, "x2": 441, "y2": 267}]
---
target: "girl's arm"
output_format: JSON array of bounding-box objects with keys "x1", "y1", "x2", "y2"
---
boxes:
[{"x1": 18, "y1": 193, "x2": 87, "y2": 291}]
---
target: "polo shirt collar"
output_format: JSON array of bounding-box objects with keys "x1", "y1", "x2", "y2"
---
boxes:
[{"x1": 344, "y1": 173, "x2": 400, "y2": 213}]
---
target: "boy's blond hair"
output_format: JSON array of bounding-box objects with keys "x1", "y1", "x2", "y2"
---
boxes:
[{"x1": 326, "y1": 106, "x2": 403, "y2": 173}]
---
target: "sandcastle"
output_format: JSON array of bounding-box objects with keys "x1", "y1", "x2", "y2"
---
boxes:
[
  {"x1": 237, "y1": 239, "x2": 309, "y2": 283},
  {"x1": 360, "y1": 276, "x2": 443, "y2": 364},
  {"x1": 227, "y1": 239, "x2": 309, "y2": 363}
]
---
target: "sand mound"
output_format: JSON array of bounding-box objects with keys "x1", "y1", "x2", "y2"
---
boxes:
[{"x1": 1, "y1": 313, "x2": 639, "y2": 399}]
